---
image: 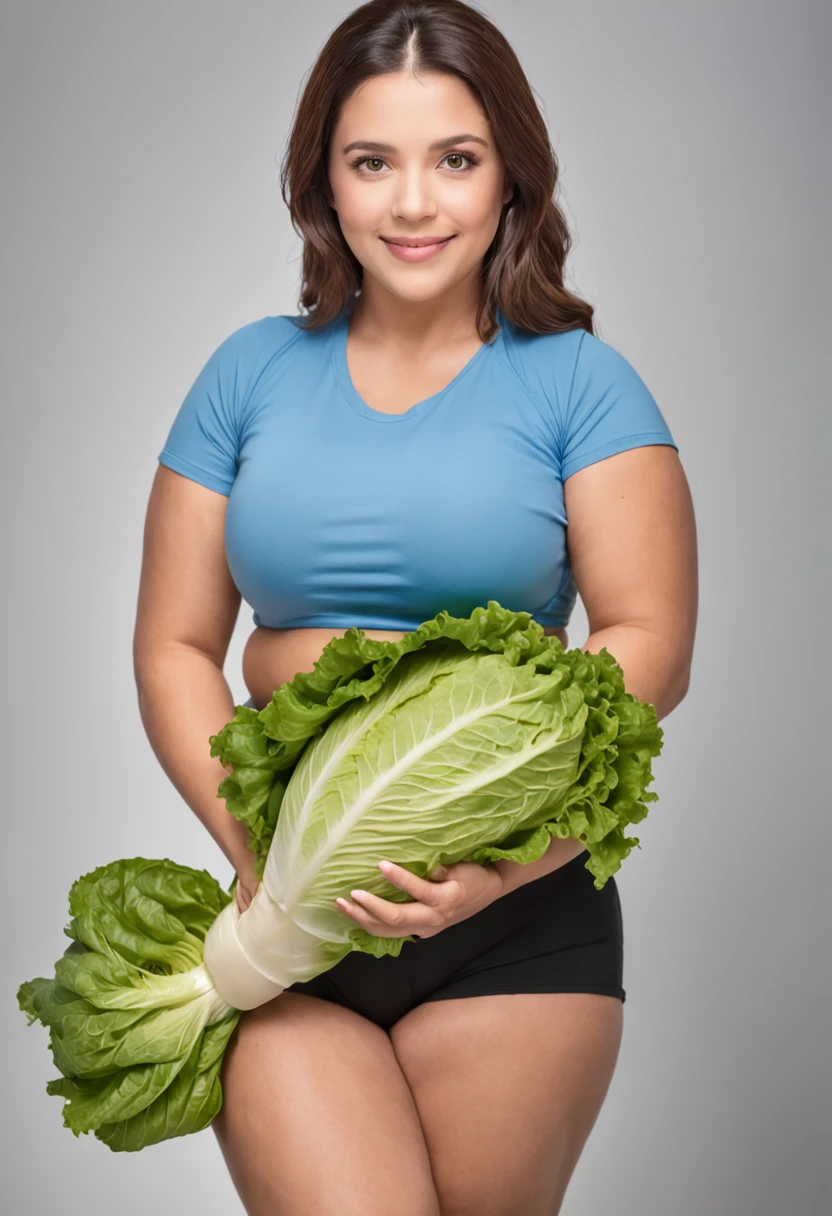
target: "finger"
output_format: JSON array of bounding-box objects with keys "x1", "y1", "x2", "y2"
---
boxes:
[
  {"x1": 348, "y1": 888, "x2": 407, "y2": 925},
  {"x1": 347, "y1": 889, "x2": 442, "y2": 934},
  {"x1": 378, "y1": 861, "x2": 446, "y2": 907},
  {"x1": 336, "y1": 896, "x2": 409, "y2": 937}
]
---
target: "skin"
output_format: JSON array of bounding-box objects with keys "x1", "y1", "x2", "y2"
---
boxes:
[
  {"x1": 323, "y1": 68, "x2": 513, "y2": 354},
  {"x1": 139, "y1": 66, "x2": 697, "y2": 1214}
]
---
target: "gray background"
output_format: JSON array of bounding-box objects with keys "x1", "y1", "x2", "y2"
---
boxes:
[{"x1": 1, "y1": 1, "x2": 827, "y2": 1212}]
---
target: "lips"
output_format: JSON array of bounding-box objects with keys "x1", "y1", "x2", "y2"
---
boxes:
[
  {"x1": 380, "y1": 235, "x2": 456, "y2": 263},
  {"x1": 381, "y1": 236, "x2": 454, "y2": 247}
]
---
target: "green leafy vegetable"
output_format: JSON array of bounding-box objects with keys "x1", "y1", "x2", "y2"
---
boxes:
[
  {"x1": 18, "y1": 600, "x2": 663, "y2": 1151},
  {"x1": 18, "y1": 858, "x2": 240, "y2": 1151},
  {"x1": 210, "y1": 599, "x2": 662, "y2": 896}
]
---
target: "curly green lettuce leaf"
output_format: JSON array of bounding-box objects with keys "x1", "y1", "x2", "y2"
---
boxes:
[{"x1": 17, "y1": 858, "x2": 239, "y2": 1151}]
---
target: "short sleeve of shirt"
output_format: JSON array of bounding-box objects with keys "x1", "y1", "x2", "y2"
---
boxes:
[
  {"x1": 560, "y1": 330, "x2": 679, "y2": 482},
  {"x1": 157, "y1": 323, "x2": 256, "y2": 496}
]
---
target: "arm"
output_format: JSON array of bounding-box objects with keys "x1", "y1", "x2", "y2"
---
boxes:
[
  {"x1": 133, "y1": 464, "x2": 255, "y2": 890},
  {"x1": 493, "y1": 444, "x2": 698, "y2": 897}
]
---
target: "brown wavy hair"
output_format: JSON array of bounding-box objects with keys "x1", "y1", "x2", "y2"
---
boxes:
[{"x1": 280, "y1": 0, "x2": 595, "y2": 342}]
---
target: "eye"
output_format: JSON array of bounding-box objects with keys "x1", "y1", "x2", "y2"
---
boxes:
[
  {"x1": 348, "y1": 151, "x2": 481, "y2": 176},
  {"x1": 351, "y1": 156, "x2": 386, "y2": 174},
  {"x1": 444, "y1": 152, "x2": 476, "y2": 172}
]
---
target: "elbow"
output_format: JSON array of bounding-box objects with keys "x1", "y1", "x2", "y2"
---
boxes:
[
  {"x1": 678, "y1": 666, "x2": 692, "y2": 700},
  {"x1": 132, "y1": 640, "x2": 190, "y2": 698},
  {"x1": 655, "y1": 664, "x2": 691, "y2": 723},
  {"x1": 582, "y1": 622, "x2": 693, "y2": 724},
  {"x1": 133, "y1": 647, "x2": 164, "y2": 697}
]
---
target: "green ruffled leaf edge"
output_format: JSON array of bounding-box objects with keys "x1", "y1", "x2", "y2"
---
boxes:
[
  {"x1": 17, "y1": 857, "x2": 241, "y2": 1152},
  {"x1": 209, "y1": 600, "x2": 664, "y2": 891}
]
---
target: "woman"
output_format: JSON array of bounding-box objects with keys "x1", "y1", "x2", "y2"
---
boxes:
[{"x1": 134, "y1": 1, "x2": 697, "y2": 1212}]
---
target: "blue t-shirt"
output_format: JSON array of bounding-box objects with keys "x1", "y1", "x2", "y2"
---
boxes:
[{"x1": 157, "y1": 303, "x2": 678, "y2": 632}]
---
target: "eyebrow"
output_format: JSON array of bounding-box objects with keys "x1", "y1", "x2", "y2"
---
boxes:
[{"x1": 341, "y1": 133, "x2": 489, "y2": 155}]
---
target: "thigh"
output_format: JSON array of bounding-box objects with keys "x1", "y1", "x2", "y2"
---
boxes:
[
  {"x1": 389, "y1": 991, "x2": 624, "y2": 1216},
  {"x1": 213, "y1": 991, "x2": 441, "y2": 1216}
]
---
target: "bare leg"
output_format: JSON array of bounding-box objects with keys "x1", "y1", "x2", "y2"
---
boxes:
[
  {"x1": 390, "y1": 992, "x2": 624, "y2": 1215},
  {"x1": 212, "y1": 991, "x2": 441, "y2": 1216}
]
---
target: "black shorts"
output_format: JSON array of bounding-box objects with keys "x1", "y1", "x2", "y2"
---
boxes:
[{"x1": 284, "y1": 849, "x2": 625, "y2": 1031}]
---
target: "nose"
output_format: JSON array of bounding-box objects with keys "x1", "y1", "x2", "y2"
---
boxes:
[{"x1": 391, "y1": 166, "x2": 438, "y2": 222}]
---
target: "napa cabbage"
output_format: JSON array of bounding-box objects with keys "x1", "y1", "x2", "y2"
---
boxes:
[{"x1": 18, "y1": 601, "x2": 664, "y2": 1151}]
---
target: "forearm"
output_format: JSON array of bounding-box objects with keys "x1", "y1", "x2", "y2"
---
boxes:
[
  {"x1": 493, "y1": 623, "x2": 688, "y2": 897},
  {"x1": 493, "y1": 836, "x2": 588, "y2": 897},
  {"x1": 135, "y1": 645, "x2": 252, "y2": 876}
]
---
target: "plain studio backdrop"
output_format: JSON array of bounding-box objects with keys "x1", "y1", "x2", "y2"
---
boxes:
[{"x1": 1, "y1": 2, "x2": 826, "y2": 1213}]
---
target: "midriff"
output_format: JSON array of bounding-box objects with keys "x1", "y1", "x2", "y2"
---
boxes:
[{"x1": 242, "y1": 622, "x2": 570, "y2": 711}]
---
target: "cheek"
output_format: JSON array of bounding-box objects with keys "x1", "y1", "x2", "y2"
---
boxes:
[
  {"x1": 447, "y1": 182, "x2": 506, "y2": 229},
  {"x1": 333, "y1": 179, "x2": 386, "y2": 229}
]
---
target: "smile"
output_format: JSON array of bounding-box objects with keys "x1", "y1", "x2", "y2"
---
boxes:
[{"x1": 380, "y1": 236, "x2": 456, "y2": 262}]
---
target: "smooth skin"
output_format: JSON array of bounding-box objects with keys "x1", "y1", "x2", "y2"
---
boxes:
[{"x1": 142, "y1": 66, "x2": 697, "y2": 1216}]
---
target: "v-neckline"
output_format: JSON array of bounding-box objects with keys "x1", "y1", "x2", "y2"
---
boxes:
[{"x1": 332, "y1": 303, "x2": 498, "y2": 424}]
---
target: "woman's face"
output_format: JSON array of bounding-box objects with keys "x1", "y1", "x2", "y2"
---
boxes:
[{"x1": 326, "y1": 71, "x2": 513, "y2": 307}]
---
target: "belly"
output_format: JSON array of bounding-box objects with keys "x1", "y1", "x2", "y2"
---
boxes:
[{"x1": 242, "y1": 622, "x2": 570, "y2": 711}]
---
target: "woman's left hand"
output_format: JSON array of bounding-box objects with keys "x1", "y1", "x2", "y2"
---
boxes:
[{"x1": 335, "y1": 860, "x2": 504, "y2": 940}]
